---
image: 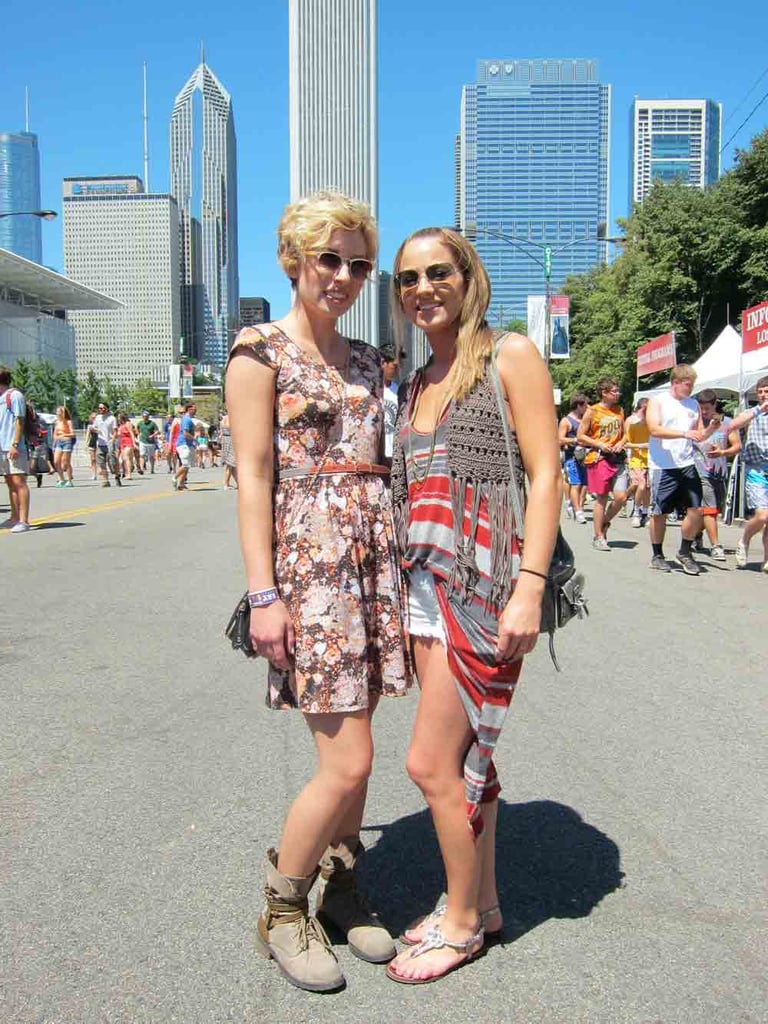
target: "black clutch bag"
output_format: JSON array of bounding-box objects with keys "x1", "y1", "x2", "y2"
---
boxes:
[{"x1": 224, "y1": 592, "x2": 257, "y2": 657}]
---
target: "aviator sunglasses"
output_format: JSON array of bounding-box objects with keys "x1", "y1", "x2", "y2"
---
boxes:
[
  {"x1": 309, "y1": 250, "x2": 373, "y2": 281},
  {"x1": 394, "y1": 262, "x2": 459, "y2": 293}
]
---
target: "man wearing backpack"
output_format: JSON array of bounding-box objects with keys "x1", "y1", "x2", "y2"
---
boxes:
[{"x1": 0, "y1": 366, "x2": 31, "y2": 533}]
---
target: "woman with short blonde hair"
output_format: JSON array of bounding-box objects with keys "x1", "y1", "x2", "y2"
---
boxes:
[{"x1": 226, "y1": 191, "x2": 408, "y2": 994}]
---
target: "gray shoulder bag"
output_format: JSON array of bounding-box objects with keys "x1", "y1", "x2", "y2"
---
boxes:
[{"x1": 489, "y1": 349, "x2": 588, "y2": 671}]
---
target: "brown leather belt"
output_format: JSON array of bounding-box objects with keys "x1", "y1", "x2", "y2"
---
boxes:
[{"x1": 279, "y1": 461, "x2": 390, "y2": 481}]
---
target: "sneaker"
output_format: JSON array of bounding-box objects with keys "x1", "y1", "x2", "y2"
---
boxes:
[
  {"x1": 592, "y1": 536, "x2": 610, "y2": 551},
  {"x1": 734, "y1": 541, "x2": 748, "y2": 568},
  {"x1": 115, "y1": 476, "x2": 122, "y2": 487},
  {"x1": 565, "y1": 503, "x2": 575, "y2": 520},
  {"x1": 650, "y1": 554, "x2": 671, "y2": 572},
  {"x1": 710, "y1": 545, "x2": 726, "y2": 561},
  {"x1": 0, "y1": 517, "x2": 18, "y2": 529},
  {"x1": 10, "y1": 522, "x2": 31, "y2": 533},
  {"x1": 674, "y1": 553, "x2": 701, "y2": 576},
  {"x1": 64, "y1": 480, "x2": 74, "y2": 488},
  {"x1": 102, "y1": 481, "x2": 111, "y2": 488},
  {"x1": 631, "y1": 515, "x2": 643, "y2": 528},
  {"x1": 575, "y1": 509, "x2": 587, "y2": 524},
  {"x1": 54, "y1": 480, "x2": 65, "y2": 488},
  {"x1": 692, "y1": 535, "x2": 707, "y2": 554}
]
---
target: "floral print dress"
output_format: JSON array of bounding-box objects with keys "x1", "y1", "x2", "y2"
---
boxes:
[{"x1": 230, "y1": 325, "x2": 410, "y2": 713}]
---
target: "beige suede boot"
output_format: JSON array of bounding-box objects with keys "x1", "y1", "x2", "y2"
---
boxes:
[
  {"x1": 315, "y1": 836, "x2": 396, "y2": 964},
  {"x1": 254, "y1": 848, "x2": 344, "y2": 992}
]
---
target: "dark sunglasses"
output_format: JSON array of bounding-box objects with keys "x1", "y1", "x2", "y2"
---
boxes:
[
  {"x1": 310, "y1": 250, "x2": 373, "y2": 281},
  {"x1": 394, "y1": 262, "x2": 458, "y2": 293}
]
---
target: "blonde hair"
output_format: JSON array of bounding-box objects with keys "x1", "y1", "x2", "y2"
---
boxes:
[
  {"x1": 671, "y1": 364, "x2": 697, "y2": 383},
  {"x1": 391, "y1": 227, "x2": 495, "y2": 402},
  {"x1": 277, "y1": 190, "x2": 378, "y2": 281},
  {"x1": 57, "y1": 405, "x2": 72, "y2": 421}
]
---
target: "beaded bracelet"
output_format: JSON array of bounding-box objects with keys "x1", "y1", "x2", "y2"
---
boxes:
[
  {"x1": 519, "y1": 568, "x2": 548, "y2": 581},
  {"x1": 247, "y1": 587, "x2": 280, "y2": 608}
]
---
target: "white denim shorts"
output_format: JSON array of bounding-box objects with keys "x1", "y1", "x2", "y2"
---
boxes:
[{"x1": 407, "y1": 566, "x2": 446, "y2": 644}]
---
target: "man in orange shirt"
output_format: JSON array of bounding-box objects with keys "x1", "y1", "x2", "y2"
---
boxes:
[{"x1": 577, "y1": 378, "x2": 628, "y2": 550}]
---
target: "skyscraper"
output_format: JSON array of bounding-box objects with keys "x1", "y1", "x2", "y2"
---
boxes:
[
  {"x1": 63, "y1": 176, "x2": 181, "y2": 386},
  {"x1": 0, "y1": 131, "x2": 43, "y2": 263},
  {"x1": 458, "y1": 59, "x2": 611, "y2": 325},
  {"x1": 630, "y1": 99, "x2": 721, "y2": 206},
  {"x1": 170, "y1": 60, "x2": 239, "y2": 366},
  {"x1": 289, "y1": 0, "x2": 378, "y2": 345}
]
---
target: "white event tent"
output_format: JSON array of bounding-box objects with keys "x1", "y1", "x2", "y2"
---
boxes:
[{"x1": 635, "y1": 324, "x2": 768, "y2": 404}]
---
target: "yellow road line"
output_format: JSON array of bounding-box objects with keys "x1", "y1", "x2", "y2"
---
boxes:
[{"x1": 2, "y1": 484, "x2": 208, "y2": 532}]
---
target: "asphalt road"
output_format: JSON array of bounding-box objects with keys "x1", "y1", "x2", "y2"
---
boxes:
[{"x1": 2, "y1": 469, "x2": 766, "y2": 1024}]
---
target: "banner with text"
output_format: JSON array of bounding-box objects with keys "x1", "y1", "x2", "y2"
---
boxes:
[
  {"x1": 637, "y1": 332, "x2": 676, "y2": 378},
  {"x1": 550, "y1": 296, "x2": 571, "y2": 360},
  {"x1": 526, "y1": 295, "x2": 546, "y2": 358},
  {"x1": 741, "y1": 300, "x2": 768, "y2": 355}
]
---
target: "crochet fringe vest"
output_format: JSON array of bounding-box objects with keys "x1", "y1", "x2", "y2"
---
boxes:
[{"x1": 390, "y1": 364, "x2": 525, "y2": 609}]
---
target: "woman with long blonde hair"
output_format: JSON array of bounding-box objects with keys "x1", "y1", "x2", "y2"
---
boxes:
[
  {"x1": 385, "y1": 227, "x2": 561, "y2": 984},
  {"x1": 52, "y1": 405, "x2": 75, "y2": 487},
  {"x1": 226, "y1": 191, "x2": 409, "y2": 993}
]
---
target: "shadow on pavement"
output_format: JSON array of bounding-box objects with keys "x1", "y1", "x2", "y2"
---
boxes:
[
  {"x1": 32, "y1": 521, "x2": 85, "y2": 531},
  {"x1": 361, "y1": 799, "x2": 623, "y2": 941}
]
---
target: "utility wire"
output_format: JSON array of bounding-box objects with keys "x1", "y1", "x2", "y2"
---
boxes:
[
  {"x1": 723, "y1": 64, "x2": 768, "y2": 125},
  {"x1": 720, "y1": 88, "x2": 768, "y2": 154}
]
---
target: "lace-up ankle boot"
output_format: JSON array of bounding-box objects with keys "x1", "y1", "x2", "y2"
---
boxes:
[
  {"x1": 255, "y1": 848, "x2": 344, "y2": 992},
  {"x1": 316, "y1": 836, "x2": 396, "y2": 964}
]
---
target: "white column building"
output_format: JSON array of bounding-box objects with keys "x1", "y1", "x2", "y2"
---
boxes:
[
  {"x1": 288, "y1": 0, "x2": 378, "y2": 346},
  {"x1": 62, "y1": 177, "x2": 181, "y2": 386}
]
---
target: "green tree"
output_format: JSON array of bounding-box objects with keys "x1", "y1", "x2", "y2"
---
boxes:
[
  {"x1": 131, "y1": 378, "x2": 167, "y2": 414},
  {"x1": 102, "y1": 377, "x2": 131, "y2": 414},
  {"x1": 502, "y1": 318, "x2": 528, "y2": 335},
  {"x1": 9, "y1": 359, "x2": 32, "y2": 396},
  {"x1": 27, "y1": 360, "x2": 60, "y2": 411},
  {"x1": 551, "y1": 126, "x2": 768, "y2": 405},
  {"x1": 57, "y1": 368, "x2": 78, "y2": 417},
  {"x1": 77, "y1": 371, "x2": 103, "y2": 422}
]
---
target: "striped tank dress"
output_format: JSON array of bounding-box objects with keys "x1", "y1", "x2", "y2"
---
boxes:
[{"x1": 401, "y1": 391, "x2": 522, "y2": 837}]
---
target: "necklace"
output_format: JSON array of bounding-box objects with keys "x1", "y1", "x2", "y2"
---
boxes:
[{"x1": 407, "y1": 372, "x2": 450, "y2": 486}]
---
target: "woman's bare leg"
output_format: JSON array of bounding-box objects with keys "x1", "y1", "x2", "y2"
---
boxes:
[
  {"x1": 389, "y1": 637, "x2": 483, "y2": 981},
  {"x1": 277, "y1": 709, "x2": 374, "y2": 878}
]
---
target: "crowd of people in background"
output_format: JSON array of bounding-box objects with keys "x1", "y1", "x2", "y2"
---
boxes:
[
  {"x1": 0, "y1": 367, "x2": 242, "y2": 531},
  {"x1": 558, "y1": 367, "x2": 768, "y2": 573}
]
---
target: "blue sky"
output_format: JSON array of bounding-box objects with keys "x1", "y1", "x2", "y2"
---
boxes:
[{"x1": 3, "y1": 0, "x2": 767, "y2": 316}]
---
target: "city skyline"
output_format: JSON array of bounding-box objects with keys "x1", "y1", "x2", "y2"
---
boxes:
[
  {"x1": 0, "y1": 130, "x2": 43, "y2": 263},
  {"x1": 1, "y1": 0, "x2": 766, "y2": 334},
  {"x1": 458, "y1": 58, "x2": 610, "y2": 324},
  {"x1": 630, "y1": 98, "x2": 722, "y2": 207},
  {"x1": 289, "y1": 0, "x2": 378, "y2": 345},
  {"x1": 170, "y1": 60, "x2": 239, "y2": 365},
  {"x1": 63, "y1": 176, "x2": 181, "y2": 386}
]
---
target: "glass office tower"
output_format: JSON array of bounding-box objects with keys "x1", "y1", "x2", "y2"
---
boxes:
[
  {"x1": 630, "y1": 99, "x2": 721, "y2": 206},
  {"x1": 0, "y1": 131, "x2": 43, "y2": 263},
  {"x1": 170, "y1": 62, "x2": 239, "y2": 366},
  {"x1": 458, "y1": 59, "x2": 610, "y2": 325}
]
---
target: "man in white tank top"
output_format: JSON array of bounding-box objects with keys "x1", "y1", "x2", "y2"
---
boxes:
[{"x1": 646, "y1": 364, "x2": 717, "y2": 575}]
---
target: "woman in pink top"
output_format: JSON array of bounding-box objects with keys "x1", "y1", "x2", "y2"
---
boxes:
[{"x1": 116, "y1": 413, "x2": 138, "y2": 480}]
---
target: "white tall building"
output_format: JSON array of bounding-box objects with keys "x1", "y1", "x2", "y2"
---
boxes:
[
  {"x1": 630, "y1": 99, "x2": 722, "y2": 206},
  {"x1": 170, "y1": 61, "x2": 239, "y2": 367},
  {"x1": 62, "y1": 176, "x2": 181, "y2": 386},
  {"x1": 289, "y1": 0, "x2": 378, "y2": 345}
]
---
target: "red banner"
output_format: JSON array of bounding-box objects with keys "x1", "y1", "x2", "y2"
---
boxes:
[
  {"x1": 742, "y1": 300, "x2": 768, "y2": 355},
  {"x1": 637, "y1": 332, "x2": 676, "y2": 377}
]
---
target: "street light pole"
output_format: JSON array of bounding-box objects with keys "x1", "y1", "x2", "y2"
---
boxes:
[
  {"x1": 465, "y1": 223, "x2": 594, "y2": 365},
  {"x1": 0, "y1": 209, "x2": 58, "y2": 221}
]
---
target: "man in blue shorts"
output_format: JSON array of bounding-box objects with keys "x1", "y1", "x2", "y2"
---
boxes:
[{"x1": 558, "y1": 393, "x2": 589, "y2": 524}]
